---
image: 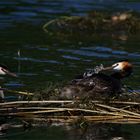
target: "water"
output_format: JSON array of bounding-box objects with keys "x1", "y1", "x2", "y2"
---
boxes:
[{"x1": 0, "y1": 0, "x2": 140, "y2": 139}]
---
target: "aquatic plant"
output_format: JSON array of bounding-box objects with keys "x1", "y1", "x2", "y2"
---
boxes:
[{"x1": 43, "y1": 11, "x2": 140, "y2": 36}]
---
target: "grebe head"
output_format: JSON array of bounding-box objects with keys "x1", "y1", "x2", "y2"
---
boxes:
[
  {"x1": 0, "y1": 64, "x2": 17, "y2": 77},
  {"x1": 103, "y1": 60, "x2": 133, "y2": 78},
  {"x1": 112, "y1": 60, "x2": 132, "y2": 71}
]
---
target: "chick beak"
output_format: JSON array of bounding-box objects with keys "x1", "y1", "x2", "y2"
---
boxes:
[{"x1": 2, "y1": 68, "x2": 17, "y2": 77}]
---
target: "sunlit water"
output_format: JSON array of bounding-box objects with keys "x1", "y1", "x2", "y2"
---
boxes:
[{"x1": 0, "y1": 0, "x2": 140, "y2": 139}]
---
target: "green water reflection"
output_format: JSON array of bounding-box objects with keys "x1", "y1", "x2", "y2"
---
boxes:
[{"x1": 1, "y1": 124, "x2": 140, "y2": 140}]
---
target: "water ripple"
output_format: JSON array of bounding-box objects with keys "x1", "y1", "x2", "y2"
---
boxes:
[
  {"x1": 14, "y1": 57, "x2": 64, "y2": 64},
  {"x1": 62, "y1": 55, "x2": 81, "y2": 60},
  {"x1": 0, "y1": 0, "x2": 139, "y2": 30},
  {"x1": 11, "y1": 11, "x2": 37, "y2": 17},
  {"x1": 58, "y1": 46, "x2": 140, "y2": 59}
]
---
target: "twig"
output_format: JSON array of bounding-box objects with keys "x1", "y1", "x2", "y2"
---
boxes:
[
  {"x1": 0, "y1": 88, "x2": 33, "y2": 96},
  {"x1": 1, "y1": 107, "x2": 136, "y2": 118},
  {"x1": 108, "y1": 101, "x2": 140, "y2": 105},
  {"x1": 23, "y1": 116, "x2": 140, "y2": 124},
  {"x1": 1, "y1": 100, "x2": 139, "y2": 106},
  {"x1": 0, "y1": 100, "x2": 74, "y2": 106},
  {"x1": 96, "y1": 103, "x2": 140, "y2": 117}
]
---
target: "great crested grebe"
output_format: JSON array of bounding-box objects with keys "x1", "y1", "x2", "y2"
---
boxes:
[
  {"x1": 0, "y1": 64, "x2": 17, "y2": 77},
  {"x1": 60, "y1": 60, "x2": 133, "y2": 99},
  {"x1": 0, "y1": 64, "x2": 17, "y2": 101}
]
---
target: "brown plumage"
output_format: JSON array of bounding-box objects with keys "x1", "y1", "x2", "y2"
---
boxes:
[{"x1": 60, "y1": 60, "x2": 133, "y2": 99}]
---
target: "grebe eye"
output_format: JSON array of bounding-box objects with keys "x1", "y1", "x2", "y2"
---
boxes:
[{"x1": 113, "y1": 63, "x2": 119, "y2": 67}]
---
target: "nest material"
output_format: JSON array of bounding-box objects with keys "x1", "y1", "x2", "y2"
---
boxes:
[{"x1": 0, "y1": 92, "x2": 140, "y2": 125}]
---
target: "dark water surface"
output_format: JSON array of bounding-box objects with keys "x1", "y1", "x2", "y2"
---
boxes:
[{"x1": 0, "y1": 0, "x2": 140, "y2": 140}]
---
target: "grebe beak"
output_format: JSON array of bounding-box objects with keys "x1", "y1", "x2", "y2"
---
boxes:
[
  {"x1": 102, "y1": 63, "x2": 122, "y2": 71},
  {"x1": 102, "y1": 66, "x2": 115, "y2": 71},
  {"x1": 2, "y1": 68, "x2": 17, "y2": 77}
]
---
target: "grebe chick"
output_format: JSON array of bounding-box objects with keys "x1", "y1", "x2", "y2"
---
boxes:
[{"x1": 60, "y1": 60, "x2": 133, "y2": 99}]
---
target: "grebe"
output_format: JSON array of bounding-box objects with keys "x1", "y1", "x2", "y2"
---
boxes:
[
  {"x1": 60, "y1": 60, "x2": 133, "y2": 99},
  {"x1": 0, "y1": 64, "x2": 17, "y2": 77},
  {"x1": 0, "y1": 64, "x2": 17, "y2": 101}
]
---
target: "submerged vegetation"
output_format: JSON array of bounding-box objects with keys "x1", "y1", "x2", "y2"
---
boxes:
[{"x1": 43, "y1": 11, "x2": 140, "y2": 36}]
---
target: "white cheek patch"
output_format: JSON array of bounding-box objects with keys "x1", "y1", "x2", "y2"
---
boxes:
[
  {"x1": 0, "y1": 68, "x2": 6, "y2": 75},
  {"x1": 112, "y1": 63, "x2": 123, "y2": 71}
]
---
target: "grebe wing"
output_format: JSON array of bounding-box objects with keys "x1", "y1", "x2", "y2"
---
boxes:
[{"x1": 70, "y1": 73, "x2": 121, "y2": 91}]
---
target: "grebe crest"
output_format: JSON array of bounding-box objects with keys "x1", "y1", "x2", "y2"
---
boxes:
[{"x1": 111, "y1": 60, "x2": 133, "y2": 79}]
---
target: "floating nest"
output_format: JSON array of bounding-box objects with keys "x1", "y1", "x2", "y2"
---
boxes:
[
  {"x1": 43, "y1": 11, "x2": 140, "y2": 36},
  {"x1": 0, "y1": 86, "x2": 140, "y2": 126},
  {"x1": 0, "y1": 87, "x2": 140, "y2": 136}
]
